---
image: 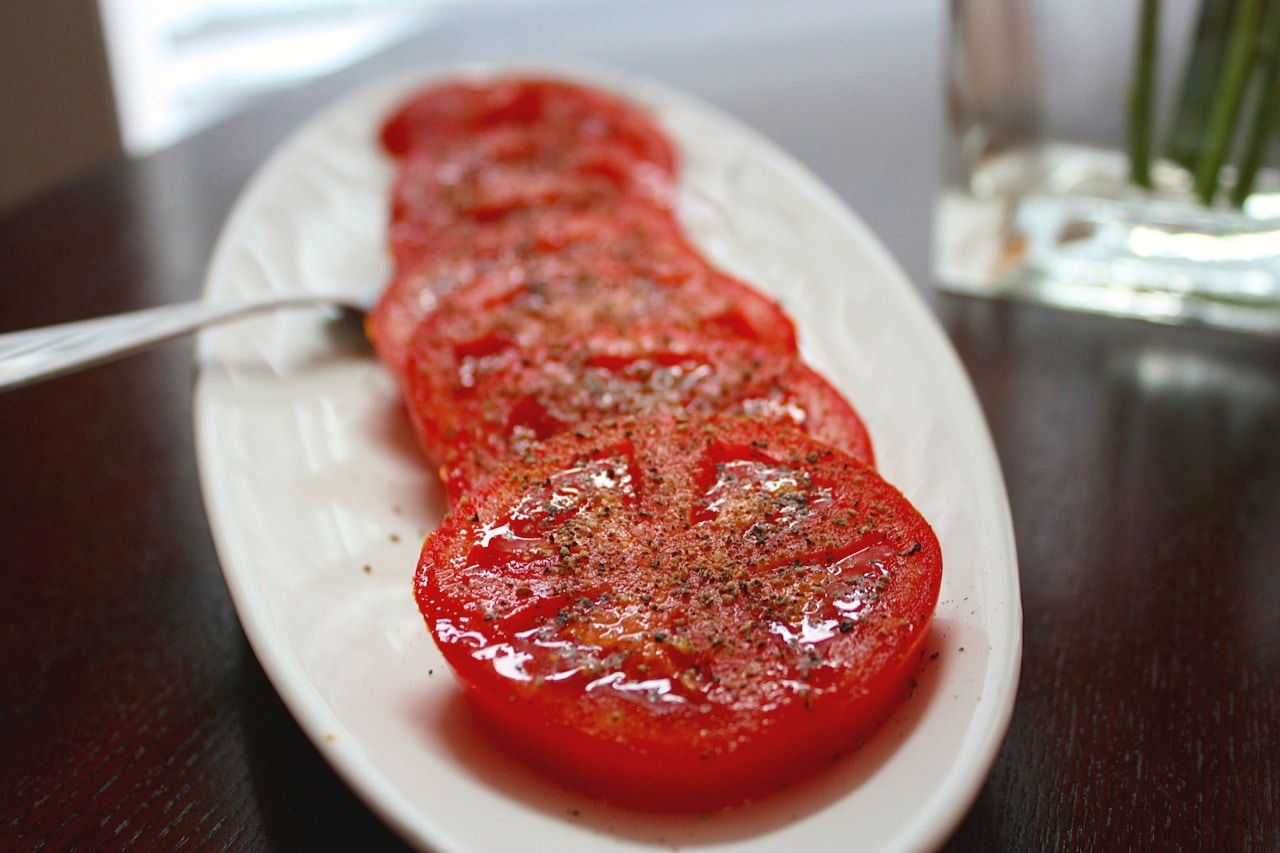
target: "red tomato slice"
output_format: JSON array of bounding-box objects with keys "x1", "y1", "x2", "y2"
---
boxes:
[
  {"x1": 389, "y1": 239, "x2": 793, "y2": 414},
  {"x1": 416, "y1": 414, "x2": 941, "y2": 811},
  {"x1": 380, "y1": 77, "x2": 677, "y2": 178},
  {"x1": 386, "y1": 123, "x2": 673, "y2": 234},
  {"x1": 388, "y1": 192, "x2": 694, "y2": 285},
  {"x1": 369, "y1": 199, "x2": 711, "y2": 382},
  {"x1": 405, "y1": 248, "x2": 797, "y2": 362},
  {"x1": 399, "y1": 263, "x2": 799, "y2": 470},
  {"x1": 407, "y1": 323, "x2": 874, "y2": 499},
  {"x1": 371, "y1": 78, "x2": 687, "y2": 382}
]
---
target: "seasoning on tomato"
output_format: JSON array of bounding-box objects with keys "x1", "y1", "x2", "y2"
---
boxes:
[
  {"x1": 416, "y1": 413, "x2": 941, "y2": 811},
  {"x1": 398, "y1": 261, "x2": 797, "y2": 473},
  {"x1": 381, "y1": 77, "x2": 678, "y2": 275},
  {"x1": 407, "y1": 323, "x2": 874, "y2": 500},
  {"x1": 370, "y1": 198, "x2": 713, "y2": 382},
  {"x1": 379, "y1": 77, "x2": 677, "y2": 181}
]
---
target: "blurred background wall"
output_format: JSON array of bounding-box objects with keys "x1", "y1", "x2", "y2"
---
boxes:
[
  {"x1": 0, "y1": 0, "x2": 449, "y2": 214},
  {"x1": 0, "y1": 0, "x2": 122, "y2": 213}
]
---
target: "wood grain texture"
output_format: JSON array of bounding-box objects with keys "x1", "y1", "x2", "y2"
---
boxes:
[{"x1": 940, "y1": 299, "x2": 1280, "y2": 852}]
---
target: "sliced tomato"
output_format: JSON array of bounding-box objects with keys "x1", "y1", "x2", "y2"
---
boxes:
[
  {"x1": 407, "y1": 323, "x2": 874, "y2": 499},
  {"x1": 387, "y1": 119, "x2": 674, "y2": 224},
  {"x1": 371, "y1": 78, "x2": 687, "y2": 381},
  {"x1": 380, "y1": 77, "x2": 677, "y2": 179},
  {"x1": 416, "y1": 414, "x2": 941, "y2": 811},
  {"x1": 404, "y1": 249, "x2": 796, "y2": 362},
  {"x1": 386, "y1": 172, "x2": 680, "y2": 275},
  {"x1": 398, "y1": 261, "x2": 798, "y2": 468},
  {"x1": 385, "y1": 144, "x2": 670, "y2": 248},
  {"x1": 369, "y1": 199, "x2": 710, "y2": 382}
]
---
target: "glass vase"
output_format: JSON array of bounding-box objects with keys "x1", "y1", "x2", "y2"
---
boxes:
[{"x1": 935, "y1": 0, "x2": 1280, "y2": 335}]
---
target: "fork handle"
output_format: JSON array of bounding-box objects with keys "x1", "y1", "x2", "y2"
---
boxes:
[{"x1": 0, "y1": 297, "x2": 315, "y2": 392}]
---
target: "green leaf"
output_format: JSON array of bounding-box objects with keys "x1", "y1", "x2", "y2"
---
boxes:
[
  {"x1": 1167, "y1": 0, "x2": 1239, "y2": 172},
  {"x1": 1230, "y1": 0, "x2": 1280, "y2": 206},
  {"x1": 1193, "y1": 0, "x2": 1268, "y2": 204},
  {"x1": 1129, "y1": 0, "x2": 1162, "y2": 188}
]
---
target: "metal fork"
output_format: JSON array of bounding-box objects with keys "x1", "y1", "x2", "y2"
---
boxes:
[{"x1": 0, "y1": 292, "x2": 374, "y2": 392}]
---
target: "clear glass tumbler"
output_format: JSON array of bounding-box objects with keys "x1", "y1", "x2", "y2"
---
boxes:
[{"x1": 935, "y1": 0, "x2": 1280, "y2": 335}]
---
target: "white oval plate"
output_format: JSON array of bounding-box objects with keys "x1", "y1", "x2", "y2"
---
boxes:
[{"x1": 195, "y1": 63, "x2": 1020, "y2": 852}]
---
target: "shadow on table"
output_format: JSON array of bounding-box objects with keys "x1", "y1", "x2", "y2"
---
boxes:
[{"x1": 239, "y1": 644, "x2": 411, "y2": 852}]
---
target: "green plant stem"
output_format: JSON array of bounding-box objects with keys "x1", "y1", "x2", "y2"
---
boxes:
[
  {"x1": 1194, "y1": 0, "x2": 1268, "y2": 204},
  {"x1": 1167, "y1": 0, "x2": 1238, "y2": 172},
  {"x1": 1129, "y1": 0, "x2": 1162, "y2": 188},
  {"x1": 1231, "y1": 0, "x2": 1280, "y2": 206}
]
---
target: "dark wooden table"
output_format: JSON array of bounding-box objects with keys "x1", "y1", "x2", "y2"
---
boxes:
[{"x1": 2, "y1": 2, "x2": 1277, "y2": 850}]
